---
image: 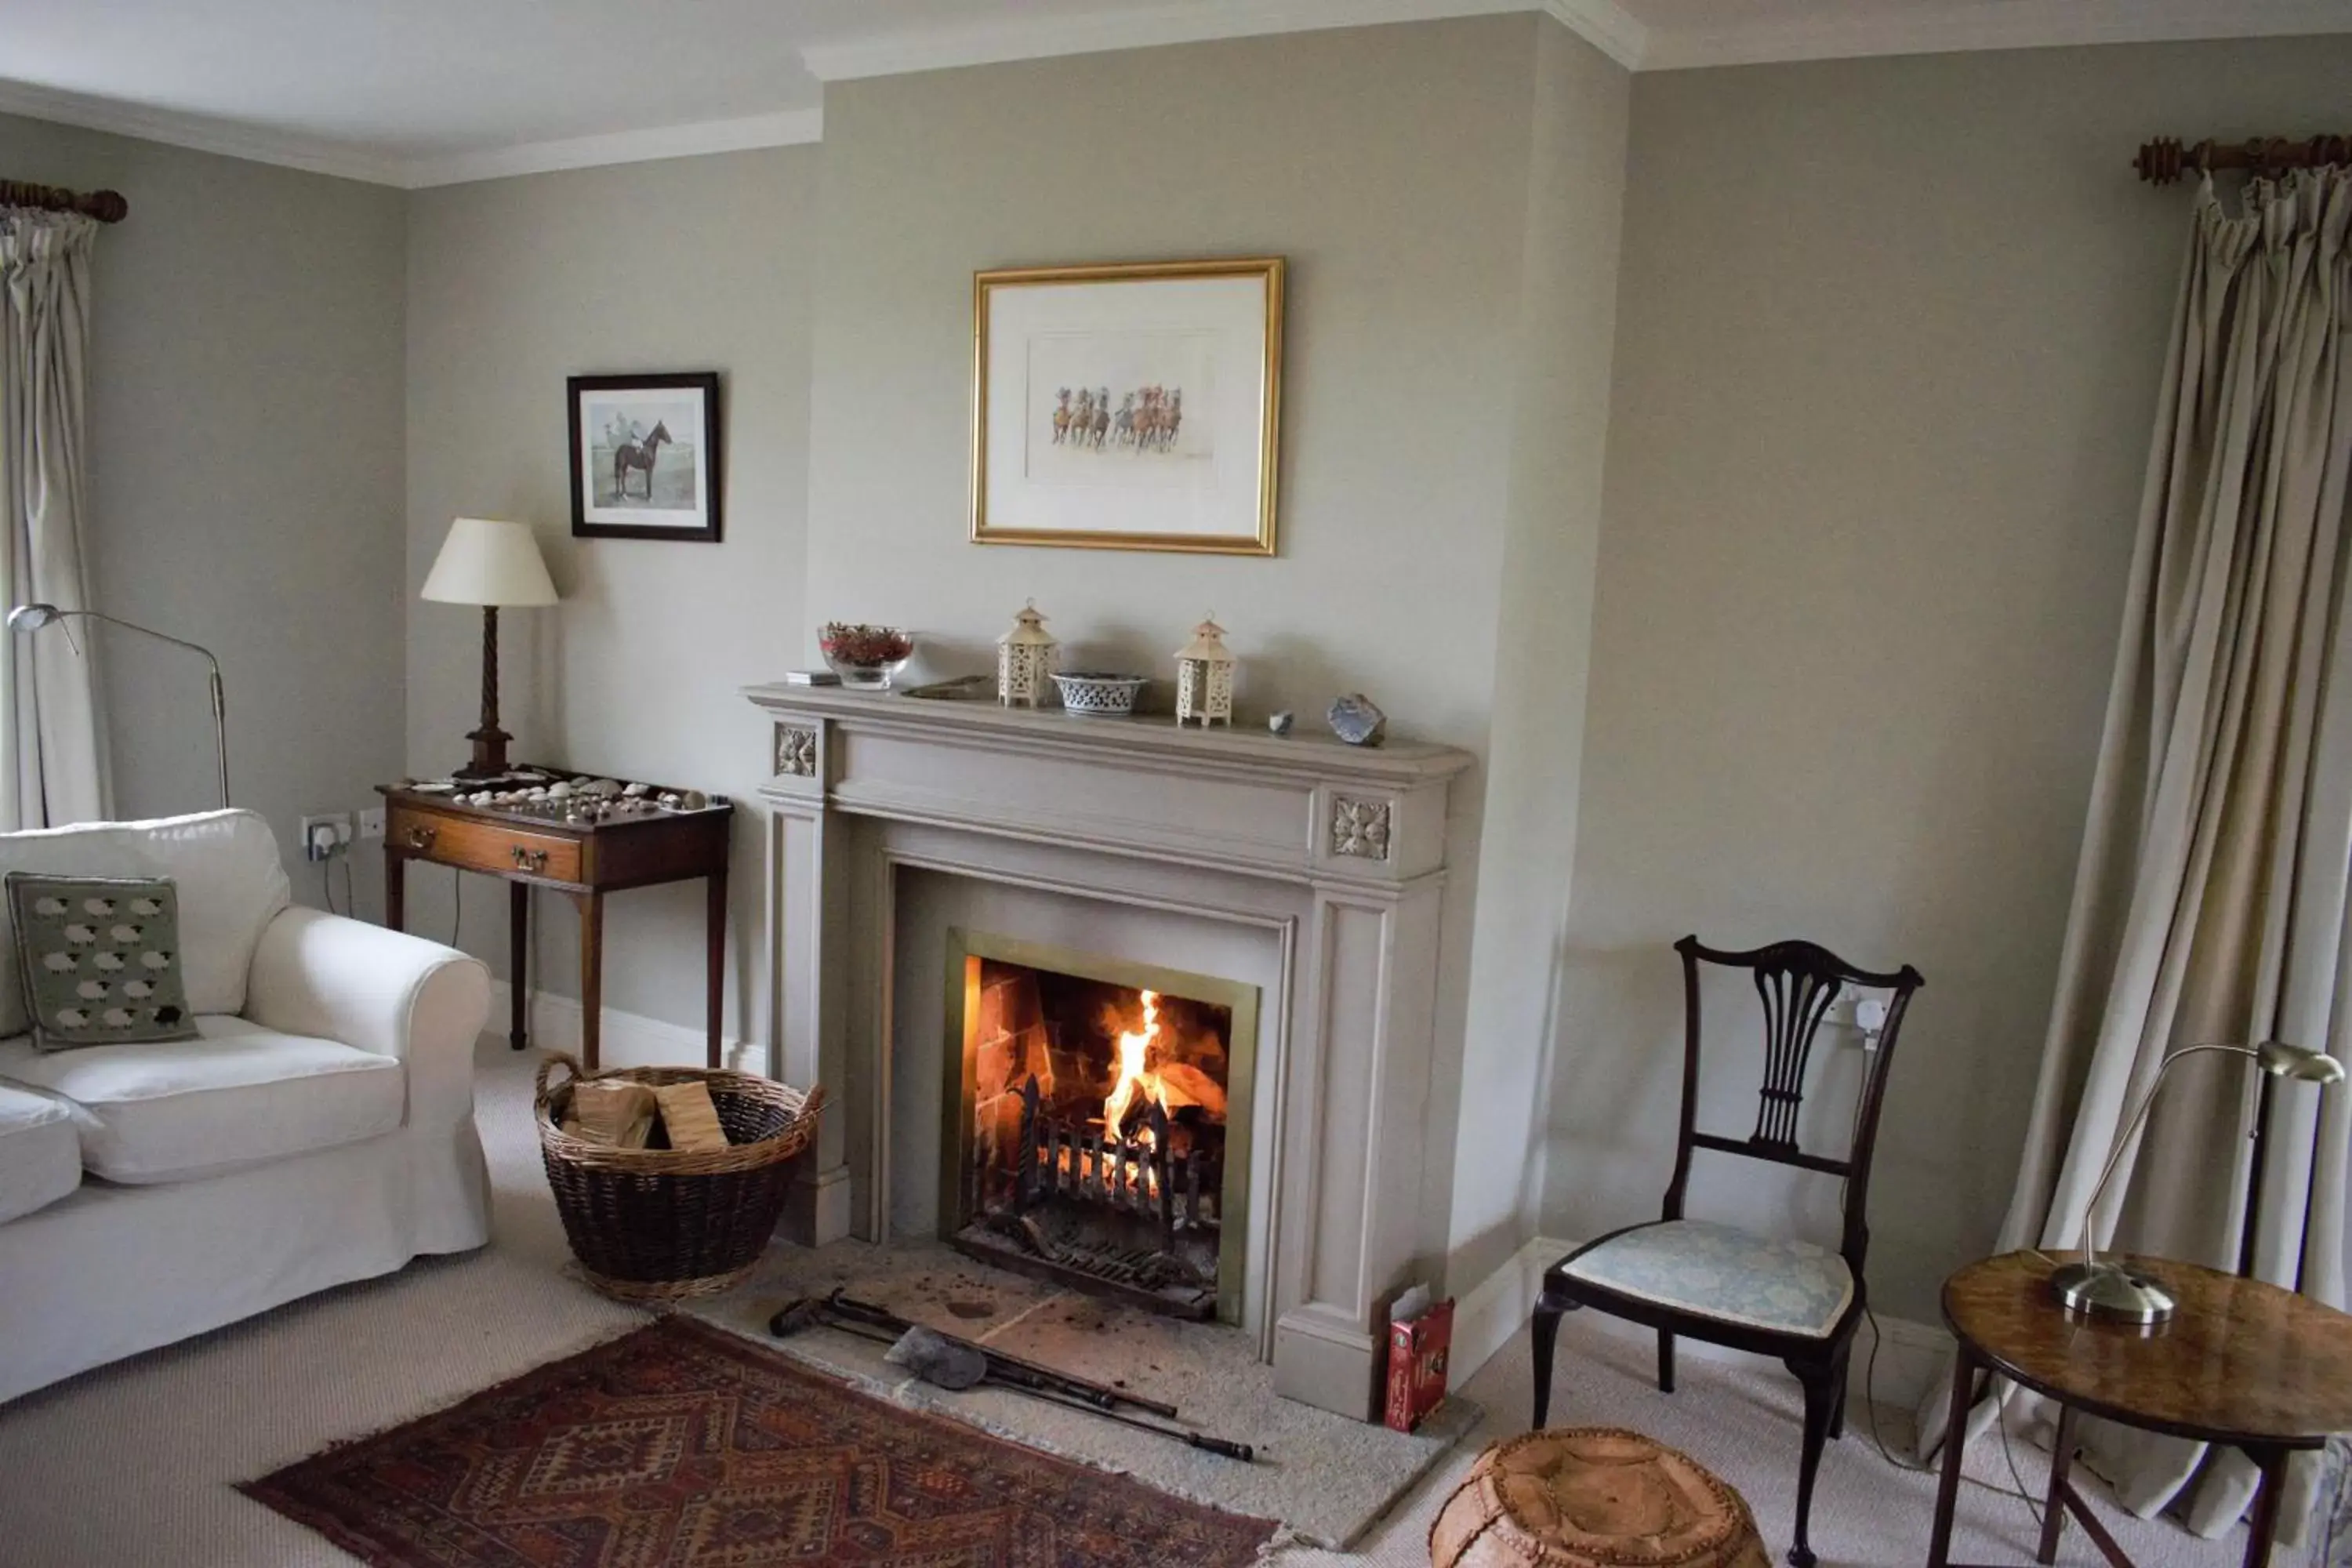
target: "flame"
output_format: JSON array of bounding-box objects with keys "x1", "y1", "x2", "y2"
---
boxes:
[{"x1": 1102, "y1": 989, "x2": 1161, "y2": 1135}]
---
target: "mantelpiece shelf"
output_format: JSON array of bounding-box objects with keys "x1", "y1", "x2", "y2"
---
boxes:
[{"x1": 740, "y1": 683, "x2": 1472, "y2": 789}]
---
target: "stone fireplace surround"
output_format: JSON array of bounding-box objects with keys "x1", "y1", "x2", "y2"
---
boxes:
[{"x1": 745, "y1": 684, "x2": 1473, "y2": 1421}]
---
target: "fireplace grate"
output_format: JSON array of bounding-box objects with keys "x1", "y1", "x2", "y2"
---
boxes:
[{"x1": 953, "y1": 1074, "x2": 1221, "y2": 1318}]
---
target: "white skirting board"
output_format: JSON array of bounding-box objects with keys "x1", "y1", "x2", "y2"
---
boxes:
[
  {"x1": 485, "y1": 982, "x2": 760, "y2": 1075},
  {"x1": 1448, "y1": 1235, "x2": 1953, "y2": 1419}
]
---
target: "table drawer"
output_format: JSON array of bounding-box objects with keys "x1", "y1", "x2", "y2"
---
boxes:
[{"x1": 390, "y1": 808, "x2": 581, "y2": 883}]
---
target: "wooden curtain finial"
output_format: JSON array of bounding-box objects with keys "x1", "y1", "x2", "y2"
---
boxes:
[
  {"x1": 0, "y1": 180, "x2": 129, "y2": 223},
  {"x1": 2137, "y1": 134, "x2": 2352, "y2": 185},
  {"x1": 2134, "y1": 138, "x2": 2193, "y2": 184}
]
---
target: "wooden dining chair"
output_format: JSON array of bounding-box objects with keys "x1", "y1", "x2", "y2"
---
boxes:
[{"x1": 1530, "y1": 935, "x2": 1923, "y2": 1568}]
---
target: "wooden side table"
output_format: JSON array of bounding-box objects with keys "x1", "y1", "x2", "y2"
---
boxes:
[
  {"x1": 1927, "y1": 1250, "x2": 2352, "y2": 1568},
  {"x1": 378, "y1": 775, "x2": 733, "y2": 1072}
]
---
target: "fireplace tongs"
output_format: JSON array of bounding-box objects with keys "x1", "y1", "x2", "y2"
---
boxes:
[{"x1": 768, "y1": 1288, "x2": 1255, "y2": 1461}]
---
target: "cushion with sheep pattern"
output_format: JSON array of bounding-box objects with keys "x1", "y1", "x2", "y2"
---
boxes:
[{"x1": 6, "y1": 874, "x2": 198, "y2": 1051}]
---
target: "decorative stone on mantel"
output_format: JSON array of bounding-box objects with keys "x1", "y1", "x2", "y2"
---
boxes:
[{"x1": 742, "y1": 683, "x2": 1475, "y2": 1421}]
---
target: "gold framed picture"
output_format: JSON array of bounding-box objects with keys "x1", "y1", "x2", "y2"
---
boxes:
[{"x1": 971, "y1": 257, "x2": 1283, "y2": 556}]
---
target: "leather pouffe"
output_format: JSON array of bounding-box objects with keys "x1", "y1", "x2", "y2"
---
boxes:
[{"x1": 1429, "y1": 1428, "x2": 1772, "y2": 1568}]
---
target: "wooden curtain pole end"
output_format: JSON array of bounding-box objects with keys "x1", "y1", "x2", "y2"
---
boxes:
[
  {"x1": 2135, "y1": 138, "x2": 2189, "y2": 185},
  {"x1": 0, "y1": 180, "x2": 129, "y2": 223}
]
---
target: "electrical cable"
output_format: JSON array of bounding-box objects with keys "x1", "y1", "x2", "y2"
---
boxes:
[
  {"x1": 1857, "y1": 1306, "x2": 2046, "y2": 1519},
  {"x1": 318, "y1": 858, "x2": 339, "y2": 917},
  {"x1": 342, "y1": 856, "x2": 358, "y2": 924},
  {"x1": 1840, "y1": 1014, "x2": 2049, "y2": 1522},
  {"x1": 451, "y1": 866, "x2": 463, "y2": 949}
]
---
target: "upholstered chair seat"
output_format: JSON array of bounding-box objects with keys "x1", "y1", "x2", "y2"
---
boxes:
[{"x1": 1559, "y1": 1219, "x2": 1854, "y2": 1338}]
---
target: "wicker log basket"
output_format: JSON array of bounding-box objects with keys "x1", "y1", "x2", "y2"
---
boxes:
[{"x1": 535, "y1": 1053, "x2": 826, "y2": 1305}]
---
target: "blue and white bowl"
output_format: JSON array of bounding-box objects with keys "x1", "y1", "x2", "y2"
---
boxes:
[{"x1": 1051, "y1": 673, "x2": 1147, "y2": 717}]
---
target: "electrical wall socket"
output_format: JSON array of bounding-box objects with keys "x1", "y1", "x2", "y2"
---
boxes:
[
  {"x1": 301, "y1": 813, "x2": 354, "y2": 862},
  {"x1": 358, "y1": 806, "x2": 386, "y2": 840}
]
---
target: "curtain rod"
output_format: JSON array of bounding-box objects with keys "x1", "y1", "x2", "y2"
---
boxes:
[
  {"x1": 0, "y1": 179, "x2": 129, "y2": 223},
  {"x1": 2136, "y1": 136, "x2": 2352, "y2": 185}
]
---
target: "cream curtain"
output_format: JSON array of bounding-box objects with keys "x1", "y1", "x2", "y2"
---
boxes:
[
  {"x1": 1914, "y1": 167, "x2": 2352, "y2": 1546},
  {"x1": 0, "y1": 207, "x2": 107, "y2": 829}
]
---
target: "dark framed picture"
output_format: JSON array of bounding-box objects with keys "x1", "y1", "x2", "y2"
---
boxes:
[{"x1": 568, "y1": 372, "x2": 722, "y2": 542}]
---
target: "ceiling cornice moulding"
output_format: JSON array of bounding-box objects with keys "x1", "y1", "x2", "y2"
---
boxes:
[
  {"x1": 0, "y1": 76, "x2": 408, "y2": 187},
  {"x1": 7, "y1": 0, "x2": 2348, "y2": 191},
  {"x1": 402, "y1": 109, "x2": 825, "y2": 189},
  {"x1": 1641, "y1": 0, "x2": 2352, "y2": 70},
  {"x1": 0, "y1": 75, "x2": 823, "y2": 191},
  {"x1": 1542, "y1": 0, "x2": 1650, "y2": 67},
  {"x1": 799, "y1": 0, "x2": 1647, "y2": 80}
]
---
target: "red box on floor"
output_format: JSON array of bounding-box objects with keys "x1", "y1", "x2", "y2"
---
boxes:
[{"x1": 1384, "y1": 1297, "x2": 1454, "y2": 1433}]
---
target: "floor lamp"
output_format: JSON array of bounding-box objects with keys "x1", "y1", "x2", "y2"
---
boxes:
[{"x1": 5, "y1": 603, "x2": 228, "y2": 808}]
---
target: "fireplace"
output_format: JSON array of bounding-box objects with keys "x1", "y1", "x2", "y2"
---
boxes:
[
  {"x1": 746, "y1": 681, "x2": 1475, "y2": 1419},
  {"x1": 944, "y1": 933, "x2": 1258, "y2": 1323}
]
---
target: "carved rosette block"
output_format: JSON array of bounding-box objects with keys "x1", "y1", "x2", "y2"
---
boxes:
[
  {"x1": 1330, "y1": 796, "x2": 1393, "y2": 861},
  {"x1": 774, "y1": 723, "x2": 819, "y2": 779}
]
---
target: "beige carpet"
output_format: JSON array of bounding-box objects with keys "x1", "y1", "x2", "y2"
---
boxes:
[{"x1": 0, "y1": 1036, "x2": 2256, "y2": 1566}]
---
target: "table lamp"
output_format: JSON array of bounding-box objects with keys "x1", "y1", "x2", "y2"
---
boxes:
[
  {"x1": 421, "y1": 517, "x2": 557, "y2": 780},
  {"x1": 6, "y1": 604, "x2": 229, "y2": 807},
  {"x1": 2053, "y1": 1039, "x2": 2345, "y2": 1324}
]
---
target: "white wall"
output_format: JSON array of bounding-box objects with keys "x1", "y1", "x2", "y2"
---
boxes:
[
  {"x1": 1549, "y1": 34, "x2": 2352, "y2": 1319},
  {"x1": 35, "y1": 13, "x2": 2322, "y2": 1318},
  {"x1": 0, "y1": 112, "x2": 407, "y2": 899},
  {"x1": 1449, "y1": 20, "x2": 1629, "y2": 1287},
  {"x1": 404, "y1": 148, "x2": 818, "y2": 1033},
  {"x1": 801, "y1": 15, "x2": 1629, "y2": 1284}
]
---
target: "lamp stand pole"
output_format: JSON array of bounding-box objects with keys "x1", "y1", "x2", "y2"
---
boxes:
[
  {"x1": 207, "y1": 664, "x2": 229, "y2": 809},
  {"x1": 457, "y1": 604, "x2": 512, "y2": 781},
  {"x1": 5, "y1": 606, "x2": 229, "y2": 808}
]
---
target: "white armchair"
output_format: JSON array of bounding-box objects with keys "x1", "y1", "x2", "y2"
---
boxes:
[{"x1": 0, "y1": 811, "x2": 491, "y2": 1404}]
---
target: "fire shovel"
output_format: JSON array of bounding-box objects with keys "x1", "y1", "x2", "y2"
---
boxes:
[{"x1": 768, "y1": 1290, "x2": 1255, "y2": 1462}]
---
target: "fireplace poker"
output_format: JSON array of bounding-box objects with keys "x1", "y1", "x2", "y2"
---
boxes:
[
  {"x1": 822, "y1": 1289, "x2": 1181, "y2": 1417},
  {"x1": 767, "y1": 1292, "x2": 1254, "y2": 1461}
]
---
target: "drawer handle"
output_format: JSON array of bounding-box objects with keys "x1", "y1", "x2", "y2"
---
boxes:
[
  {"x1": 511, "y1": 845, "x2": 548, "y2": 873},
  {"x1": 406, "y1": 825, "x2": 437, "y2": 850}
]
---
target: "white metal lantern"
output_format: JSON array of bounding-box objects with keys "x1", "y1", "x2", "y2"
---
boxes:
[
  {"x1": 996, "y1": 601, "x2": 1058, "y2": 708},
  {"x1": 1174, "y1": 615, "x2": 1236, "y2": 728}
]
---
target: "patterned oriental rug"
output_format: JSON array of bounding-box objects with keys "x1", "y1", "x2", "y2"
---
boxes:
[{"x1": 241, "y1": 1315, "x2": 1279, "y2": 1566}]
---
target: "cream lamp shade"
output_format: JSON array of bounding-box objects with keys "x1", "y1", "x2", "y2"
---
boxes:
[
  {"x1": 422, "y1": 517, "x2": 557, "y2": 608},
  {"x1": 423, "y1": 517, "x2": 557, "y2": 779}
]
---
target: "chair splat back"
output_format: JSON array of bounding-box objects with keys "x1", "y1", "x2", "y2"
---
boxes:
[
  {"x1": 1748, "y1": 956, "x2": 1848, "y2": 1152},
  {"x1": 1665, "y1": 935, "x2": 1923, "y2": 1269}
]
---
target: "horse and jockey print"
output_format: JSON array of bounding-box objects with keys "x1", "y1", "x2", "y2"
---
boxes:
[
  {"x1": 569, "y1": 372, "x2": 721, "y2": 541},
  {"x1": 1049, "y1": 383, "x2": 1185, "y2": 455},
  {"x1": 583, "y1": 397, "x2": 699, "y2": 511}
]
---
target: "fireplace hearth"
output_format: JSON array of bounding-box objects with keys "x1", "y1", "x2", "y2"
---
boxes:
[{"x1": 946, "y1": 938, "x2": 1256, "y2": 1322}]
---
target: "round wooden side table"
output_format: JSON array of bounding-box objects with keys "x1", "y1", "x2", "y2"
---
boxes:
[{"x1": 1926, "y1": 1250, "x2": 2352, "y2": 1568}]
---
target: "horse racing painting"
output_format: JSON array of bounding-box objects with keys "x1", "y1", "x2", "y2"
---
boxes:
[
  {"x1": 974, "y1": 259, "x2": 1283, "y2": 555},
  {"x1": 568, "y1": 372, "x2": 722, "y2": 542}
]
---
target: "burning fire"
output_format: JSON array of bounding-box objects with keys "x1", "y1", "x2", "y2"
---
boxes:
[
  {"x1": 1094, "y1": 986, "x2": 1228, "y2": 1143},
  {"x1": 1102, "y1": 989, "x2": 1162, "y2": 1135}
]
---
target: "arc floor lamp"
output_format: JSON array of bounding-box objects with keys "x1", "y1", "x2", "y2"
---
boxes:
[{"x1": 6, "y1": 604, "x2": 228, "y2": 808}]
